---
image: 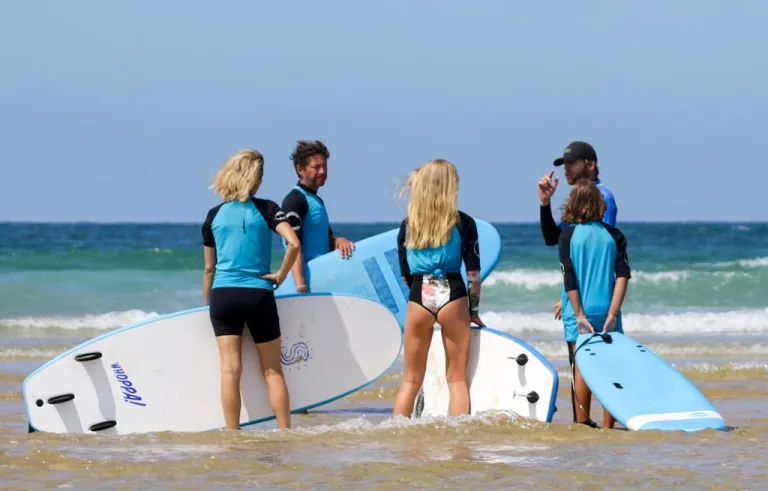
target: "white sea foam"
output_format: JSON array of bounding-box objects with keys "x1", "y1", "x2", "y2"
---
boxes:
[
  {"x1": 481, "y1": 309, "x2": 768, "y2": 335},
  {"x1": 0, "y1": 309, "x2": 158, "y2": 331},
  {"x1": 482, "y1": 268, "x2": 744, "y2": 290}
]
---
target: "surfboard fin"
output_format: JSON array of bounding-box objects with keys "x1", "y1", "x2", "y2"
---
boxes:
[
  {"x1": 47, "y1": 394, "x2": 75, "y2": 405},
  {"x1": 509, "y1": 354, "x2": 529, "y2": 366},
  {"x1": 74, "y1": 352, "x2": 103, "y2": 362},
  {"x1": 89, "y1": 421, "x2": 117, "y2": 432},
  {"x1": 514, "y1": 391, "x2": 540, "y2": 404}
]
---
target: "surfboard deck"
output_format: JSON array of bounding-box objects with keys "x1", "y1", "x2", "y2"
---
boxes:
[
  {"x1": 413, "y1": 326, "x2": 559, "y2": 423},
  {"x1": 574, "y1": 332, "x2": 726, "y2": 432},
  {"x1": 277, "y1": 219, "x2": 502, "y2": 329},
  {"x1": 23, "y1": 293, "x2": 403, "y2": 435}
]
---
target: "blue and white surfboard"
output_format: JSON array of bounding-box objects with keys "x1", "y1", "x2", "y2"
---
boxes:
[{"x1": 574, "y1": 332, "x2": 726, "y2": 432}]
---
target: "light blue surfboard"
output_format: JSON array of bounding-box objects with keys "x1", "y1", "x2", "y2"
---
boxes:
[
  {"x1": 277, "y1": 219, "x2": 502, "y2": 329},
  {"x1": 574, "y1": 332, "x2": 726, "y2": 432}
]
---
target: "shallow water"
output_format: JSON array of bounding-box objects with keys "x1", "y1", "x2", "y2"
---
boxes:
[
  {"x1": 2, "y1": 345, "x2": 767, "y2": 490},
  {"x1": 2, "y1": 222, "x2": 767, "y2": 488}
]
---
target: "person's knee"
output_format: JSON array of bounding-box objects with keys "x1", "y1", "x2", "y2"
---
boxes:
[
  {"x1": 402, "y1": 369, "x2": 425, "y2": 386},
  {"x1": 445, "y1": 369, "x2": 467, "y2": 384},
  {"x1": 262, "y1": 367, "x2": 284, "y2": 380},
  {"x1": 221, "y1": 358, "x2": 242, "y2": 379}
]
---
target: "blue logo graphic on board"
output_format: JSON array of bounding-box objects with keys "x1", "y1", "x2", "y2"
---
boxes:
[
  {"x1": 281, "y1": 341, "x2": 312, "y2": 366},
  {"x1": 110, "y1": 362, "x2": 146, "y2": 407}
]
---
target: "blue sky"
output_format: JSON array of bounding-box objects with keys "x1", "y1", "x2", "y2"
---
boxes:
[{"x1": 1, "y1": 1, "x2": 765, "y2": 223}]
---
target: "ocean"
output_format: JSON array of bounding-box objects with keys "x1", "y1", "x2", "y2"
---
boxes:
[{"x1": 2, "y1": 221, "x2": 767, "y2": 489}]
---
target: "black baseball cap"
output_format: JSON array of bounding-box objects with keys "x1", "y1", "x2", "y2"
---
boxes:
[{"x1": 553, "y1": 141, "x2": 597, "y2": 166}]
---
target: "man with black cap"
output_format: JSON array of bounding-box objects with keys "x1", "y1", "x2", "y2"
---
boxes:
[
  {"x1": 537, "y1": 141, "x2": 617, "y2": 245},
  {"x1": 536, "y1": 140, "x2": 618, "y2": 426}
]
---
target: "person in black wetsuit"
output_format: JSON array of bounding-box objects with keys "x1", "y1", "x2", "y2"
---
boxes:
[
  {"x1": 202, "y1": 149, "x2": 301, "y2": 430},
  {"x1": 392, "y1": 159, "x2": 485, "y2": 418},
  {"x1": 281, "y1": 140, "x2": 355, "y2": 293}
]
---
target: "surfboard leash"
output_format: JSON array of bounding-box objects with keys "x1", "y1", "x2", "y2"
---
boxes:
[{"x1": 569, "y1": 332, "x2": 612, "y2": 429}]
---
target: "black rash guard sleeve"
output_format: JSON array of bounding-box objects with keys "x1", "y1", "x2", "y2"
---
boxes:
[
  {"x1": 202, "y1": 204, "x2": 224, "y2": 248},
  {"x1": 602, "y1": 223, "x2": 632, "y2": 279},
  {"x1": 281, "y1": 189, "x2": 309, "y2": 241},
  {"x1": 558, "y1": 225, "x2": 578, "y2": 292},
  {"x1": 540, "y1": 204, "x2": 562, "y2": 246},
  {"x1": 252, "y1": 198, "x2": 289, "y2": 232},
  {"x1": 396, "y1": 219, "x2": 412, "y2": 285},
  {"x1": 458, "y1": 211, "x2": 481, "y2": 272}
]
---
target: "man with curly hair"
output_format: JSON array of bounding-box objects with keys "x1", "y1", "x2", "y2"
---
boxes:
[{"x1": 281, "y1": 140, "x2": 355, "y2": 293}]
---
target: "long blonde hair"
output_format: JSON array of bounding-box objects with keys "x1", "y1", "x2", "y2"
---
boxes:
[
  {"x1": 400, "y1": 159, "x2": 460, "y2": 249},
  {"x1": 211, "y1": 149, "x2": 264, "y2": 202}
]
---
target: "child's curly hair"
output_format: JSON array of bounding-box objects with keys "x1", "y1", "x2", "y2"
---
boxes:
[{"x1": 561, "y1": 178, "x2": 606, "y2": 224}]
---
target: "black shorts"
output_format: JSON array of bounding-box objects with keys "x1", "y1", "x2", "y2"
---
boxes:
[
  {"x1": 408, "y1": 273, "x2": 467, "y2": 317},
  {"x1": 208, "y1": 287, "x2": 280, "y2": 343}
]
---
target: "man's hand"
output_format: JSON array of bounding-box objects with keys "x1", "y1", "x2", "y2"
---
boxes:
[
  {"x1": 602, "y1": 314, "x2": 618, "y2": 333},
  {"x1": 537, "y1": 170, "x2": 559, "y2": 206},
  {"x1": 335, "y1": 237, "x2": 355, "y2": 259},
  {"x1": 553, "y1": 300, "x2": 562, "y2": 320}
]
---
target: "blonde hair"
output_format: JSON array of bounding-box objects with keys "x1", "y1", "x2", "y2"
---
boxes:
[
  {"x1": 211, "y1": 149, "x2": 264, "y2": 202},
  {"x1": 400, "y1": 159, "x2": 460, "y2": 249}
]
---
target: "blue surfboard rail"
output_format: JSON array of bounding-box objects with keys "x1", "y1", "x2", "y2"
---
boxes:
[
  {"x1": 23, "y1": 292, "x2": 403, "y2": 433},
  {"x1": 574, "y1": 332, "x2": 726, "y2": 432},
  {"x1": 277, "y1": 219, "x2": 502, "y2": 329}
]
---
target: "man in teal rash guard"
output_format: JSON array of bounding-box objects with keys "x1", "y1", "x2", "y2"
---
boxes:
[
  {"x1": 536, "y1": 140, "x2": 619, "y2": 424},
  {"x1": 281, "y1": 140, "x2": 355, "y2": 293}
]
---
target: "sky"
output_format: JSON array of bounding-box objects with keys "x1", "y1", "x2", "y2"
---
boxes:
[{"x1": 1, "y1": 0, "x2": 766, "y2": 223}]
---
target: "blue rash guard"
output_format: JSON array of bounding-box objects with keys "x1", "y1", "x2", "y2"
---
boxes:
[
  {"x1": 396, "y1": 211, "x2": 481, "y2": 282},
  {"x1": 557, "y1": 221, "x2": 631, "y2": 342},
  {"x1": 281, "y1": 182, "x2": 335, "y2": 262},
  {"x1": 540, "y1": 178, "x2": 617, "y2": 246},
  {"x1": 202, "y1": 198, "x2": 288, "y2": 291}
]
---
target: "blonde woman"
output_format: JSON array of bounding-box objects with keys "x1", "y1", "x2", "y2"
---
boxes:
[
  {"x1": 201, "y1": 149, "x2": 301, "y2": 430},
  {"x1": 393, "y1": 159, "x2": 484, "y2": 418}
]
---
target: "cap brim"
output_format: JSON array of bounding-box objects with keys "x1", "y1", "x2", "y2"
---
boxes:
[{"x1": 553, "y1": 158, "x2": 564, "y2": 166}]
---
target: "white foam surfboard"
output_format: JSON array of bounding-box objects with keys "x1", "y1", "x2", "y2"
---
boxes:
[
  {"x1": 414, "y1": 326, "x2": 559, "y2": 423},
  {"x1": 23, "y1": 293, "x2": 403, "y2": 435}
]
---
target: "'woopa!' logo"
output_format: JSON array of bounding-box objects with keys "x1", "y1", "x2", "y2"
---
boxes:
[{"x1": 111, "y1": 362, "x2": 146, "y2": 407}]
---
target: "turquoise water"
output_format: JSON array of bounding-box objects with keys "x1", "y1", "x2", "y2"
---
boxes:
[{"x1": 2, "y1": 221, "x2": 766, "y2": 330}]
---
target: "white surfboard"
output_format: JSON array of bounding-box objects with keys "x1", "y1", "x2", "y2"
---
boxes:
[
  {"x1": 23, "y1": 293, "x2": 403, "y2": 435},
  {"x1": 414, "y1": 326, "x2": 559, "y2": 423}
]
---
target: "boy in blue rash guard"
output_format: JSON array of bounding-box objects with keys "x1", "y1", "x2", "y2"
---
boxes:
[
  {"x1": 281, "y1": 140, "x2": 355, "y2": 293},
  {"x1": 202, "y1": 149, "x2": 301, "y2": 431},
  {"x1": 392, "y1": 160, "x2": 485, "y2": 418},
  {"x1": 558, "y1": 178, "x2": 631, "y2": 429}
]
